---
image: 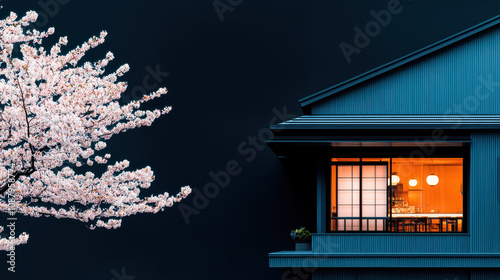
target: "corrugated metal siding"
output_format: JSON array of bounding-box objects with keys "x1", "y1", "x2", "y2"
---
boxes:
[
  {"x1": 470, "y1": 131, "x2": 500, "y2": 253},
  {"x1": 269, "y1": 254, "x2": 500, "y2": 268},
  {"x1": 471, "y1": 269, "x2": 500, "y2": 279},
  {"x1": 311, "y1": 27, "x2": 500, "y2": 115},
  {"x1": 312, "y1": 234, "x2": 469, "y2": 253},
  {"x1": 312, "y1": 268, "x2": 473, "y2": 280}
]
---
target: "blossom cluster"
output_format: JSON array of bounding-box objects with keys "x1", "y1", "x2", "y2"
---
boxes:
[
  {"x1": 0, "y1": 11, "x2": 191, "y2": 250},
  {"x1": 0, "y1": 226, "x2": 29, "y2": 251}
]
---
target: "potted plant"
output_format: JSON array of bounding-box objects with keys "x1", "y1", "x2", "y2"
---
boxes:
[{"x1": 290, "y1": 227, "x2": 312, "y2": 251}]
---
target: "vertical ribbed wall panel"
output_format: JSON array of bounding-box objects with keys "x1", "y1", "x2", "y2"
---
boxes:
[
  {"x1": 471, "y1": 269, "x2": 500, "y2": 279},
  {"x1": 312, "y1": 268, "x2": 475, "y2": 280},
  {"x1": 470, "y1": 131, "x2": 500, "y2": 253},
  {"x1": 311, "y1": 27, "x2": 500, "y2": 115},
  {"x1": 269, "y1": 255, "x2": 500, "y2": 268},
  {"x1": 312, "y1": 234, "x2": 469, "y2": 253}
]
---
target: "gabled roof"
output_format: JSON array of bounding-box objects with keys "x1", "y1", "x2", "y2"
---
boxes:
[{"x1": 300, "y1": 15, "x2": 500, "y2": 108}]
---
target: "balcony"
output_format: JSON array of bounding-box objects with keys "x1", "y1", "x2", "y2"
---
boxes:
[{"x1": 268, "y1": 233, "x2": 494, "y2": 268}]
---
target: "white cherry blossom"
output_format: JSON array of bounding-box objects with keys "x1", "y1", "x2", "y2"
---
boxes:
[{"x1": 0, "y1": 11, "x2": 191, "y2": 250}]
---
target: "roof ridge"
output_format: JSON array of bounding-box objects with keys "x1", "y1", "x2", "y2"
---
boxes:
[{"x1": 300, "y1": 15, "x2": 500, "y2": 107}]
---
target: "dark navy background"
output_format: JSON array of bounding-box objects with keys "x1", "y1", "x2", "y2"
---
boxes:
[{"x1": 1, "y1": 1, "x2": 499, "y2": 279}]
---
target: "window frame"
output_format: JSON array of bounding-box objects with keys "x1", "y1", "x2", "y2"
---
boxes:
[
  {"x1": 325, "y1": 146, "x2": 469, "y2": 234},
  {"x1": 330, "y1": 161, "x2": 389, "y2": 232}
]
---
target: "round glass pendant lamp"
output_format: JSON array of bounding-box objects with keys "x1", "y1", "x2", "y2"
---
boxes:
[
  {"x1": 409, "y1": 178, "x2": 418, "y2": 187},
  {"x1": 426, "y1": 174, "x2": 439, "y2": 186},
  {"x1": 391, "y1": 173, "x2": 400, "y2": 186}
]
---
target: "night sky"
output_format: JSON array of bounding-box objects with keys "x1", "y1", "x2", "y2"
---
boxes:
[{"x1": 1, "y1": 1, "x2": 500, "y2": 279}]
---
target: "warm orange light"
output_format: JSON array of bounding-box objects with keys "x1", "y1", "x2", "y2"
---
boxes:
[
  {"x1": 409, "y1": 178, "x2": 418, "y2": 187},
  {"x1": 391, "y1": 174, "x2": 400, "y2": 186},
  {"x1": 426, "y1": 174, "x2": 439, "y2": 186}
]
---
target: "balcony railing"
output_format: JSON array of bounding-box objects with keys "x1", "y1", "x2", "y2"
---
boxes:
[{"x1": 331, "y1": 217, "x2": 463, "y2": 232}]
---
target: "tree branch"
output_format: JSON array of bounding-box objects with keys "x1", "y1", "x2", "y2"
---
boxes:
[{"x1": 0, "y1": 59, "x2": 37, "y2": 195}]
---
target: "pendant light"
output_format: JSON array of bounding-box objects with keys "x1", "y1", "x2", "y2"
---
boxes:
[
  {"x1": 408, "y1": 162, "x2": 417, "y2": 187},
  {"x1": 426, "y1": 174, "x2": 439, "y2": 186},
  {"x1": 426, "y1": 159, "x2": 439, "y2": 186},
  {"x1": 409, "y1": 178, "x2": 418, "y2": 187},
  {"x1": 391, "y1": 173, "x2": 400, "y2": 186}
]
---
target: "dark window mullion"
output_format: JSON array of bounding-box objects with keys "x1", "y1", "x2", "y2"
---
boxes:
[
  {"x1": 336, "y1": 165, "x2": 338, "y2": 232},
  {"x1": 360, "y1": 164, "x2": 363, "y2": 231},
  {"x1": 389, "y1": 158, "x2": 393, "y2": 232}
]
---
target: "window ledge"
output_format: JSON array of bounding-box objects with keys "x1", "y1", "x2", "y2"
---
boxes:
[{"x1": 269, "y1": 252, "x2": 500, "y2": 268}]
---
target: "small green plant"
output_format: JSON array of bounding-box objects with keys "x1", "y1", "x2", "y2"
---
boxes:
[{"x1": 290, "y1": 227, "x2": 312, "y2": 242}]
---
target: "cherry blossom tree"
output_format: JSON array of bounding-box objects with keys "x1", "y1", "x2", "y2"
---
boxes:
[{"x1": 0, "y1": 11, "x2": 191, "y2": 251}]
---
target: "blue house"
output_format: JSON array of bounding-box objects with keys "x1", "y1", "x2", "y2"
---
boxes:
[{"x1": 268, "y1": 15, "x2": 500, "y2": 279}]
